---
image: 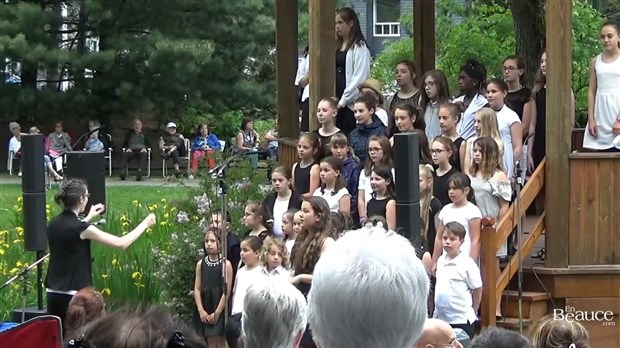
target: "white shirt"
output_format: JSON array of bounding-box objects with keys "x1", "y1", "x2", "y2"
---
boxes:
[
  {"x1": 285, "y1": 239, "x2": 295, "y2": 255},
  {"x1": 358, "y1": 168, "x2": 396, "y2": 207},
  {"x1": 437, "y1": 202, "x2": 482, "y2": 258},
  {"x1": 453, "y1": 94, "x2": 489, "y2": 140},
  {"x1": 434, "y1": 252, "x2": 482, "y2": 324},
  {"x1": 295, "y1": 55, "x2": 310, "y2": 102},
  {"x1": 8, "y1": 136, "x2": 21, "y2": 154},
  {"x1": 313, "y1": 187, "x2": 350, "y2": 213},
  {"x1": 260, "y1": 266, "x2": 290, "y2": 282},
  {"x1": 271, "y1": 197, "x2": 289, "y2": 238},
  {"x1": 376, "y1": 107, "x2": 389, "y2": 127},
  {"x1": 231, "y1": 266, "x2": 264, "y2": 315},
  {"x1": 496, "y1": 105, "x2": 521, "y2": 178}
]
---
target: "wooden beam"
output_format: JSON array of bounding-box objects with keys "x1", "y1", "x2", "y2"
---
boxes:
[
  {"x1": 413, "y1": 0, "x2": 435, "y2": 82},
  {"x1": 275, "y1": 0, "x2": 299, "y2": 139},
  {"x1": 545, "y1": 0, "x2": 572, "y2": 268},
  {"x1": 480, "y1": 217, "x2": 497, "y2": 328},
  {"x1": 308, "y1": 0, "x2": 336, "y2": 131}
]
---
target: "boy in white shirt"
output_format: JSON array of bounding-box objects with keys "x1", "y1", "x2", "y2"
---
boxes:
[{"x1": 433, "y1": 222, "x2": 482, "y2": 339}]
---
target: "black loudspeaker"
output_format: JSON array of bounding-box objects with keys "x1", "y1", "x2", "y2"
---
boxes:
[
  {"x1": 20, "y1": 135, "x2": 48, "y2": 252},
  {"x1": 65, "y1": 151, "x2": 106, "y2": 213},
  {"x1": 393, "y1": 133, "x2": 421, "y2": 246}
]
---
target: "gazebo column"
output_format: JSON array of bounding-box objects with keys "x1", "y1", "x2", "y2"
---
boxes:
[
  {"x1": 544, "y1": 0, "x2": 572, "y2": 268},
  {"x1": 275, "y1": 0, "x2": 299, "y2": 168},
  {"x1": 413, "y1": 0, "x2": 435, "y2": 81},
  {"x1": 308, "y1": 0, "x2": 335, "y2": 131}
]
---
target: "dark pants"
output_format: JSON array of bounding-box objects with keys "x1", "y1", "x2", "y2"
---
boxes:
[
  {"x1": 451, "y1": 321, "x2": 475, "y2": 339},
  {"x1": 122, "y1": 149, "x2": 147, "y2": 172},
  {"x1": 161, "y1": 149, "x2": 180, "y2": 165},
  {"x1": 336, "y1": 106, "x2": 356, "y2": 137},
  {"x1": 46, "y1": 292, "x2": 74, "y2": 331},
  {"x1": 225, "y1": 313, "x2": 242, "y2": 348},
  {"x1": 300, "y1": 99, "x2": 310, "y2": 132}
]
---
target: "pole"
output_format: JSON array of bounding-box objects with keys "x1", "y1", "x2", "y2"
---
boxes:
[
  {"x1": 216, "y1": 169, "x2": 229, "y2": 326},
  {"x1": 515, "y1": 159, "x2": 524, "y2": 334}
]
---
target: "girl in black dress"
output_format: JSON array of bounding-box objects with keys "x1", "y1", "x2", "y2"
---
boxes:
[
  {"x1": 366, "y1": 164, "x2": 396, "y2": 231},
  {"x1": 45, "y1": 179, "x2": 156, "y2": 328},
  {"x1": 193, "y1": 228, "x2": 233, "y2": 348}
]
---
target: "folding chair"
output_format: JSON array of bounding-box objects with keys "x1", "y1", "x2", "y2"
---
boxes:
[
  {"x1": 121, "y1": 147, "x2": 152, "y2": 177},
  {"x1": 162, "y1": 138, "x2": 191, "y2": 177},
  {"x1": 7, "y1": 149, "x2": 16, "y2": 175},
  {"x1": 0, "y1": 315, "x2": 63, "y2": 348},
  {"x1": 104, "y1": 134, "x2": 113, "y2": 176}
]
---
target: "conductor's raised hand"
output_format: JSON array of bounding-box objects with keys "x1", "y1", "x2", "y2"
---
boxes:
[
  {"x1": 86, "y1": 203, "x2": 105, "y2": 220},
  {"x1": 143, "y1": 213, "x2": 157, "y2": 227}
]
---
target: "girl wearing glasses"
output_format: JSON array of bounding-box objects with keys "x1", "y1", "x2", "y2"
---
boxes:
[{"x1": 431, "y1": 136, "x2": 459, "y2": 206}]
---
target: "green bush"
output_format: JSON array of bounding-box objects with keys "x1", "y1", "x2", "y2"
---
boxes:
[{"x1": 154, "y1": 161, "x2": 270, "y2": 321}]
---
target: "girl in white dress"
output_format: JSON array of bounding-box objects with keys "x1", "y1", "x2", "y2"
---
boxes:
[{"x1": 584, "y1": 21, "x2": 620, "y2": 151}]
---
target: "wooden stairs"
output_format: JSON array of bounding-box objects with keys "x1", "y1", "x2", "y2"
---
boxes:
[{"x1": 496, "y1": 290, "x2": 550, "y2": 332}]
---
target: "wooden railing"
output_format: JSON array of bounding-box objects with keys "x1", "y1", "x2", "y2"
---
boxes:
[{"x1": 480, "y1": 158, "x2": 547, "y2": 328}]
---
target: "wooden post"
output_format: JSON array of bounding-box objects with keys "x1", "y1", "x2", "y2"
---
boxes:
[
  {"x1": 413, "y1": 0, "x2": 435, "y2": 83},
  {"x1": 275, "y1": 0, "x2": 299, "y2": 139},
  {"x1": 544, "y1": 0, "x2": 572, "y2": 268},
  {"x1": 308, "y1": 0, "x2": 335, "y2": 131},
  {"x1": 275, "y1": 0, "x2": 299, "y2": 169},
  {"x1": 480, "y1": 217, "x2": 497, "y2": 328}
]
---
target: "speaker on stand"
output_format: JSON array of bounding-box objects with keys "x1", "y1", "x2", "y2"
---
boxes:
[
  {"x1": 64, "y1": 151, "x2": 107, "y2": 214},
  {"x1": 393, "y1": 132, "x2": 421, "y2": 252},
  {"x1": 7, "y1": 134, "x2": 49, "y2": 321}
]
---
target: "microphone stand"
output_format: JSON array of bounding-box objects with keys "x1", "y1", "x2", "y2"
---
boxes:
[
  {"x1": 0, "y1": 252, "x2": 49, "y2": 322},
  {"x1": 514, "y1": 159, "x2": 524, "y2": 334},
  {"x1": 72, "y1": 126, "x2": 106, "y2": 150}
]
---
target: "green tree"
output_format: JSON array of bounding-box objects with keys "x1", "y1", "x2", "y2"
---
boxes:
[{"x1": 0, "y1": 0, "x2": 276, "y2": 125}]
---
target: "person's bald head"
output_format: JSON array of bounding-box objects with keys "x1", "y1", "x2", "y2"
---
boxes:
[{"x1": 414, "y1": 319, "x2": 462, "y2": 348}]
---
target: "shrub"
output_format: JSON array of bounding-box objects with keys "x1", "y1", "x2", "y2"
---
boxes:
[{"x1": 154, "y1": 161, "x2": 270, "y2": 321}]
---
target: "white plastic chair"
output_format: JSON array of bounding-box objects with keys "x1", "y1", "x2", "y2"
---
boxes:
[
  {"x1": 162, "y1": 137, "x2": 191, "y2": 177},
  {"x1": 7, "y1": 149, "x2": 16, "y2": 175},
  {"x1": 104, "y1": 134, "x2": 113, "y2": 176},
  {"x1": 121, "y1": 147, "x2": 152, "y2": 177}
]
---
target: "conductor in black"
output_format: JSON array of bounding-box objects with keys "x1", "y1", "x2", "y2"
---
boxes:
[{"x1": 45, "y1": 179, "x2": 157, "y2": 325}]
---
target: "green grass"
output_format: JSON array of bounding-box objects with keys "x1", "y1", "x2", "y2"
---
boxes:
[{"x1": 0, "y1": 183, "x2": 189, "y2": 321}]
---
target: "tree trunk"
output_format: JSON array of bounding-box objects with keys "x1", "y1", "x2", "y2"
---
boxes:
[{"x1": 509, "y1": 0, "x2": 545, "y2": 88}]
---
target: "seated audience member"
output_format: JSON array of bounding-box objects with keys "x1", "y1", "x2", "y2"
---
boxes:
[
  {"x1": 308, "y1": 226, "x2": 429, "y2": 348},
  {"x1": 8, "y1": 121, "x2": 23, "y2": 176},
  {"x1": 241, "y1": 279, "x2": 307, "y2": 348},
  {"x1": 83, "y1": 120, "x2": 107, "y2": 152},
  {"x1": 66, "y1": 305, "x2": 206, "y2": 348},
  {"x1": 28, "y1": 126, "x2": 63, "y2": 181},
  {"x1": 159, "y1": 122, "x2": 187, "y2": 177},
  {"x1": 191, "y1": 122, "x2": 221, "y2": 174},
  {"x1": 64, "y1": 287, "x2": 106, "y2": 340},
  {"x1": 530, "y1": 315, "x2": 590, "y2": 348},
  {"x1": 414, "y1": 318, "x2": 464, "y2": 348},
  {"x1": 265, "y1": 119, "x2": 278, "y2": 161},
  {"x1": 121, "y1": 118, "x2": 150, "y2": 181},
  {"x1": 471, "y1": 327, "x2": 532, "y2": 348},
  {"x1": 48, "y1": 121, "x2": 72, "y2": 157}
]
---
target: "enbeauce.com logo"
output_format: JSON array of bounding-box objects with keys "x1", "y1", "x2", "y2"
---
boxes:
[{"x1": 553, "y1": 306, "x2": 616, "y2": 326}]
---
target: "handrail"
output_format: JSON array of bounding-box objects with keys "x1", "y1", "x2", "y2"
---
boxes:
[
  {"x1": 480, "y1": 157, "x2": 547, "y2": 329},
  {"x1": 495, "y1": 158, "x2": 546, "y2": 250}
]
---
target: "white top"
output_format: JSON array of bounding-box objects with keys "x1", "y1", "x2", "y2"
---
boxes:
[
  {"x1": 437, "y1": 202, "x2": 482, "y2": 258},
  {"x1": 271, "y1": 197, "x2": 289, "y2": 238},
  {"x1": 8, "y1": 136, "x2": 21, "y2": 154},
  {"x1": 285, "y1": 239, "x2": 295, "y2": 255},
  {"x1": 583, "y1": 54, "x2": 620, "y2": 150},
  {"x1": 313, "y1": 187, "x2": 350, "y2": 213},
  {"x1": 496, "y1": 105, "x2": 521, "y2": 177},
  {"x1": 339, "y1": 42, "x2": 372, "y2": 110},
  {"x1": 376, "y1": 107, "x2": 389, "y2": 127},
  {"x1": 358, "y1": 168, "x2": 396, "y2": 206},
  {"x1": 231, "y1": 266, "x2": 264, "y2": 315},
  {"x1": 260, "y1": 266, "x2": 290, "y2": 282},
  {"x1": 453, "y1": 94, "x2": 489, "y2": 140},
  {"x1": 424, "y1": 101, "x2": 442, "y2": 140},
  {"x1": 295, "y1": 55, "x2": 310, "y2": 102},
  {"x1": 434, "y1": 252, "x2": 483, "y2": 324}
]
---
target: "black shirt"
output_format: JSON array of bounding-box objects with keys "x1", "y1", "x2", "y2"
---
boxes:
[
  {"x1": 45, "y1": 210, "x2": 92, "y2": 291},
  {"x1": 433, "y1": 166, "x2": 459, "y2": 206}
]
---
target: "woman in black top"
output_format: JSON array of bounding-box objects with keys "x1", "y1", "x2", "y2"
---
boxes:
[{"x1": 45, "y1": 179, "x2": 156, "y2": 327}]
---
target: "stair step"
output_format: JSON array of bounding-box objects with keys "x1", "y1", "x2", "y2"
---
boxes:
[
  {"x1": 496, "y1": 317, "x2": 533, "y2": 330},
  {"x1": 503, "y1": 290, "x2": 550, "y2": 302}
]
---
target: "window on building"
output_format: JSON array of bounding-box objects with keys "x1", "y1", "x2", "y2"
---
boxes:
[{"x1": 373, "y1": 0, "x2": 401, "y2": 37}]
